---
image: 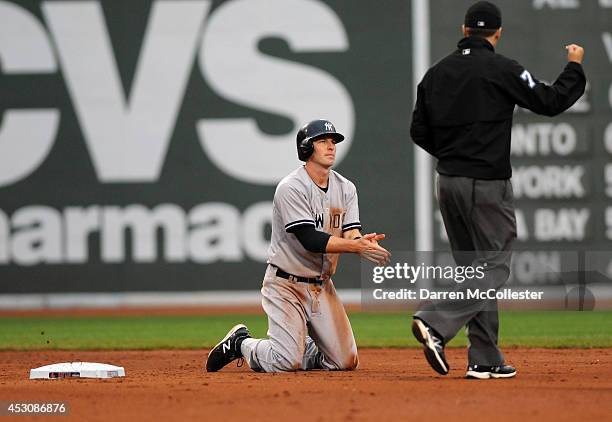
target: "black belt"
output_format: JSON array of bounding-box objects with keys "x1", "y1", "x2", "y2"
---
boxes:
[{"x1": 273, "y1": 266, "x2": 323, "y2": 284}]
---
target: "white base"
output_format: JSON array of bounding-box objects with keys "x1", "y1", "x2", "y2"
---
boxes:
[{"x1": 30, "y1": 362, "x2": 125, "y2": 379}]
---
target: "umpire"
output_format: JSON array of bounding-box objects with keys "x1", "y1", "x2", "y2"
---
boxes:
[{"x1": 410, "y1": 1, "x2": 586, "y2": 379}]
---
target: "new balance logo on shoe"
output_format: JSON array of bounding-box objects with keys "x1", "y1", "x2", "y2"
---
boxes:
[{"x1": 206, "y1": 324, "x2": 252, "y2": 372}]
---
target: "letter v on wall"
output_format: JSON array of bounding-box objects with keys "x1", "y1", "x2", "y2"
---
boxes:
[{"x1": 42, "y1": 0, "x2": 211, "y2": 182}]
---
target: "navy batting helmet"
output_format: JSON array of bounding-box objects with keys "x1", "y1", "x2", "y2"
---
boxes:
[{"x1": 296, "y1": 119, "x2": 345, "y2": 161}]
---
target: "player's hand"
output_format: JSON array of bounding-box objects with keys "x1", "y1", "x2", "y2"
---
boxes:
[
  {"x1": 359, "y1": 247, "x2": 391, "y2": 266},
  {"x1": 355, "y1": 235, "x2": 390, "y2": 266},
  {"x1": 362, "y1": 232, "x2": 386, "y2": 245},
  {"x1": 565, "y1": 44, "x2": 584, "y2": 64}
]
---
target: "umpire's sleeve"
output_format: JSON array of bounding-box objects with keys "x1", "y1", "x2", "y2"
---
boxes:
[
  {"x1": 410, "y1": 82, "x2": 437, "y2": 156},
  {"x1": 502, "y1": 59, "x2": 586, "y2": 117}
]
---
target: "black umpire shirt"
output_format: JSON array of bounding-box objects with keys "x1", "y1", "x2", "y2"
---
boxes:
[{"x1": 410, "y1": 36, "x2": 586, "y2": 180}]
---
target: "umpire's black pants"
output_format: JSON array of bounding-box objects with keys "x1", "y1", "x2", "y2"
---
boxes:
[{"x1": 415, "y1": 174, "x2": 517, "y2": 366}]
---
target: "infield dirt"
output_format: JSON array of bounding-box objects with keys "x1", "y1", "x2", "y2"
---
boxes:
[{"x1": 1, "y1": 348, "x2": 611, "y2": 421}]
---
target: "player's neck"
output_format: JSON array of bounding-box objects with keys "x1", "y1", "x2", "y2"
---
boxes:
[{"x1": 304, "y1": 162, "x2": 330, "y2": 189}]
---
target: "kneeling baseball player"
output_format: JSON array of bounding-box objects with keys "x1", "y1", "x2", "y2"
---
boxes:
[{"x1": 206, "y1": 119, "x2": 391, "y2": 372}]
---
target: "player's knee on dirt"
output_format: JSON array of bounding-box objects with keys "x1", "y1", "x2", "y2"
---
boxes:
[
  {"x1": 272, "y1": 351, "x2": 303, "y2": 372},
  {"x1": 341, "y1": 352, "x2": 359, "y2": 371},
  {"x1": 330, "y1": 352, "x2": 358, "y2": 371},
  {"x1": 274, "y1": 358, "x2": 301, "y2": 372}
]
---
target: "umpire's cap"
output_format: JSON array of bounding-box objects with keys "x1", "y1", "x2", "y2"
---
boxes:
[
  {"x1": 296, "y1": 119, "x2": 344, "y2": 161},
  {"x1": 464, "y1": 1, "x2": 501, "y2": 29}
]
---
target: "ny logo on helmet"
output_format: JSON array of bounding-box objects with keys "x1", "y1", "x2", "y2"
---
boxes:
[{"x1": 325, "y1": 122, "x2": 334, "y2": 131}]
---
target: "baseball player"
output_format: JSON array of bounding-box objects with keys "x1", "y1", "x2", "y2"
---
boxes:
[
  {"x1": 410, "y1": 1, "x2": 586, "y2": 379},
  {"x1": 206, "y1": 119, "x2": 391, "y2": 372}
]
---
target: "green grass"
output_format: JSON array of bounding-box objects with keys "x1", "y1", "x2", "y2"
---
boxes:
[{"x1": 0, "y1": 311, "x2": 610, "y2": 350}]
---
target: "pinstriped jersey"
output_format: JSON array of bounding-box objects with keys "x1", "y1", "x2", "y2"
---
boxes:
[{"x1": 267, "y1": 166, "x2": 361, "y2": 280}]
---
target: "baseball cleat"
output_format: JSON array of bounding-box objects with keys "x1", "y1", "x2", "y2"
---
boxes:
[
  {"x1": 205, "y1": 324, "x2": 251, "y2": 372},
  {"x1": 466, "y1": 364, "x2": 517, "y2": 379},
  {"x1": 411, "y1": 318, "x2": 449, "y2": 375}
]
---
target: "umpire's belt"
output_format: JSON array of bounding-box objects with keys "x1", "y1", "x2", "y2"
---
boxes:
[{"x1": 273, "y1": 266, "x2": 323, "y2": 285}]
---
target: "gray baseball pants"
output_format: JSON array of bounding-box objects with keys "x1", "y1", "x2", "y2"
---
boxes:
[
  {"x1": 415, "y1": 174, "x2": 517, "y2": 366},
  {"x1": 240, "y1": 265, "x2": 358, "y2": 372}
]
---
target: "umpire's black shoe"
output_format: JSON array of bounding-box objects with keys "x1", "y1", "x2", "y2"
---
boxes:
[
  {"x1": 466, "y1": 364, "x2": 517, "y2": 379},
  {"x1": 206, "y1": 324, "x2": 251, "y2": 372},
  {"x1": 411, "y1": 318, "x2": 449, "y2": 375}
]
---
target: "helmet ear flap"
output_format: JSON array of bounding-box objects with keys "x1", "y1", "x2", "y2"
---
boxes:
[{"x1": 298, "y1": 138, "x2": 313, "y2": 161}]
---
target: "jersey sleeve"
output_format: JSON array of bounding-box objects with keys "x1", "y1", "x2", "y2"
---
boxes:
[
  {"x1": 410, "y1": 78, "x2": 437, "y2": 157},
  {"x1": 500, "y1": 59, "x2": 586, "y2": 117},
  {"x1": 274, "y1": 182, "x2": 315, "y2": 232},
  {"x1": 342, "y1": 182, "x2": 361, "y2": 232}
]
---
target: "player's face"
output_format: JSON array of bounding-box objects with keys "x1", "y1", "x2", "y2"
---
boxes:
[{"x1": 310, "y1": 137, "x2": 336, "y2": 168}]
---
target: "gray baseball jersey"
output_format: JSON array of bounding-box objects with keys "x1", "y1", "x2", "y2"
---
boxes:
[
  {"x1": 267, "y1": 166, "x2": 361, "y2": 280},
  {"x1": 240, "y1": 165, "x2": 361, "y2": 372}
]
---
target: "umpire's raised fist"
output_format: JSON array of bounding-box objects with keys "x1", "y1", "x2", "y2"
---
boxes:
[{"x1": 565, "y1": 44, "x2": 584, "y2": 64}]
